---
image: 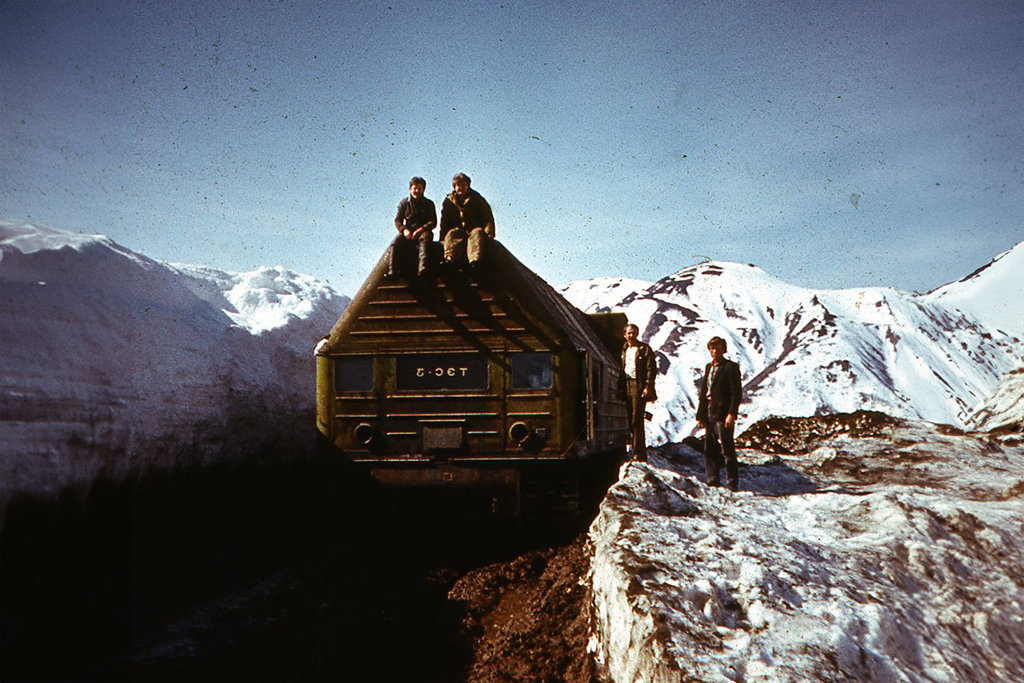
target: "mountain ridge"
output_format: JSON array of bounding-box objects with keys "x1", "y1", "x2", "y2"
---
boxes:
[{"x1": 561, "y1": 245, "x2": 1024, "y2": 443}]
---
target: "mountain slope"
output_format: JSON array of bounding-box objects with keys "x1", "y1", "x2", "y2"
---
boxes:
[
  {"x1": 924, "y1": 240, "x2": 1024, "y2": 339},
  {"x1": 562, "y1": 259, "x2": 1022, "y2": 442}
]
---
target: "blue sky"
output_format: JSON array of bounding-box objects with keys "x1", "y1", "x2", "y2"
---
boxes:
[{"x1": 2, "y1": 0, "x2": 1022, "y2": 296}]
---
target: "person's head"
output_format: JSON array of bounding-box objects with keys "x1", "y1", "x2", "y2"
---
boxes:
[
  {"x1": 707, "y1": 336, "x2": 727, "y2": 362},
  {"x1": 409, "y1": 176, "x2": 426, "y2": 199},
  {"x1": 623, "y1": 323, "x2": 639, "y2": 345},
  {"x1": 452, "y1": 172, "x2": 471, "y2": 196}
]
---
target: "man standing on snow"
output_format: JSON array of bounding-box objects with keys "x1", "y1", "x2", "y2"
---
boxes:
[
  {"x1": 621, "y1": 322, "x2": 657, "y2": 462},
  {"x1": 696, "y1": 336, "x2": 743, "y2": 490}
]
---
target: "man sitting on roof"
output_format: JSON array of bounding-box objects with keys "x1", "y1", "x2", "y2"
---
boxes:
[
  {"x1": 390, "y1": 176, "x2": 437, "y2": 278},
  {"x1": 440, "y1": 172, "x2": 495, "y2": 269}
]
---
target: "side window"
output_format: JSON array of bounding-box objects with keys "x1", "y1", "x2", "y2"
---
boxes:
[
  {"x1": 334, "y1": 356, "x2": 374, "y2": 393},
  {"x1": 511, "y1": 353, "x2": 553, "y2": 390}
]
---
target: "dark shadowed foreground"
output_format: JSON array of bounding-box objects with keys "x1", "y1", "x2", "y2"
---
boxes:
[{"x1": 1, "y1": 450, "x2": 598, "y2": 683}]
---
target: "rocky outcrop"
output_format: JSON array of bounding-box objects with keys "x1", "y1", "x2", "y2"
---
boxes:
[{"x1": 589, "y1": 415, "x2": 1024, "y2": 682}]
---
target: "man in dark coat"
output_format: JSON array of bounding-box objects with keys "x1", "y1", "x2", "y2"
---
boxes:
[
  {"x1": 621, "y1": 323, "x2": 657, "y2": 462},
  {"x1": 439, "y1": 172, "x2": 495, "y2": 268},
  {"x1": 696, "y1": 336, "x2": 743, "y2": 490},
  {"x1": 391, "y1": 176, "x2": 437, "y2": 277}
]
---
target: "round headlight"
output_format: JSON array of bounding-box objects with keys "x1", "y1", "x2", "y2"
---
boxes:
[
  {"x1": 354, "y1": 423, "x2": 375, "y2": 445},
  {"x1": 509, "y1": 421, "x2": 532, "y2": 445}
]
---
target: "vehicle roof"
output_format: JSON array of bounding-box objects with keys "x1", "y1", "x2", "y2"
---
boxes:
[{"x1": 323, "y1": 240, "x2": 621, "y2": 366}]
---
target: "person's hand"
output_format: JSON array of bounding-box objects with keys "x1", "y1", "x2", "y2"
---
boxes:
[{"x1": 724, "y1": 414, "x2": 735, "y2": 429}]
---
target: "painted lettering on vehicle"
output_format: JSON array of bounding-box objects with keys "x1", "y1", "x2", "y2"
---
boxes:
[
  {"x1": 396, "y1": 354, "x2": 489, "y2": 391},
  {"x1": 416, "y1": 366, "x2": 470, "y2": 378}
]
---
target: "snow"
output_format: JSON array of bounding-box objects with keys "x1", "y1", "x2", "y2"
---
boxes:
[
  {"x1": 967, "y1": 360, "x2": 1024, "y2": 432},
  {"x1": 563, "y1": 247, "x2": 1024, "y2": 682},
  {"x1": 168, "y1": 262, "x2": 342, "y2": 336},
  {"x1": 0, "y1": 218, "x2": 348, "y2": 520},
  {"x1": 924, "y1": 241, "x2": 1024, "y2": 340},
  {"x1": 589, "y1": 422, "x2": 1024, "y2": 683}
]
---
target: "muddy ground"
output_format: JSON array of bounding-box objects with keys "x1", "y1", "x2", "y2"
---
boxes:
[{"x1": 1, "y1": 451, "x2": 599, "y2": 682}]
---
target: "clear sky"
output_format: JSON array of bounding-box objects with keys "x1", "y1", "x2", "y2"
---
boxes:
[{"x1": 2, "y1": 0, "x2": 1023, "y2": 297}]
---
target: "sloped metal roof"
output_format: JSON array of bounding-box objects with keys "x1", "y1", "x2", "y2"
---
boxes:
[{"x1": 325, "y1": 240, "x2": 620, "y2": 367}]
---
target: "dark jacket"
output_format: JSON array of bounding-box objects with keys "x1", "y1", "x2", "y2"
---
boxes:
[
  {"x1": 697, "y1": 359, "x2": 742, "y2": 424},
  {"x1": 394, "y1": 196, "x2": 437, "y2": 233},
  {"x1": 439, "y1": 189, "x2": 495, "y2": 239},
  {"x1": 621, "y1": 342, "x2": 658, "y2": 401}
]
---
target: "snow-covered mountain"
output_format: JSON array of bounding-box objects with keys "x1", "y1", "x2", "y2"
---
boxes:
[
  {"x1": 573, "y1": 245, "x2": 1024, "y2": 680},
  {"x1": 561, "y1": 251, "x2": 1024, "y2": 443},
  {"x1": 0, "y1": 219, "x2": 348, "y2": 519}
]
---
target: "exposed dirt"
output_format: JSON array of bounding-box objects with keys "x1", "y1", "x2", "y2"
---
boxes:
[
  {"x1": 451, "y1": 536, "x2": 596, "y2": 683},
  {"x1": 736, "y1": 409, "x2": 903, "y2": 454}
]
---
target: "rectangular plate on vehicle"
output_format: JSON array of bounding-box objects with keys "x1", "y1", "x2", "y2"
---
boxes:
[
  {"x1": 423, "y1": 424, "x2": 465, "y2": 450},
  {"x1": 396, "y1": 353, "x2": 489, "y2": 391}
]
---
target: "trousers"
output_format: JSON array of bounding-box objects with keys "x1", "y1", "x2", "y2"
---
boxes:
[
  {"x1": 704, "y1": 419, "x2": 738, "y2": 490},
  {"x1": 443, "y1": 227, "x2": 488, "y2": 266},
  {"x1": 389, "y1": 232, "x2": 432, "y2": 277},
  {"x1": 625, "y1": 378, "x2": 647, "y2": 461}
]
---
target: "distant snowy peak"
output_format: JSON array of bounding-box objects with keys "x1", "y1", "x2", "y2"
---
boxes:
[
  {"x1": 924, "y1": 240, "x2": 1024, "y2": 339},
  {"x1": 559, "y1": 276, "x2": 654, "y2": 314},
  {"x1": 1, "y1": 218, "x2": 158, "y2": 274},
  {"x1": 1, "y1": 218, "x2": 348, "y2": 338},
  {"x1": 1, "y1": 218, "x2": 106, "y2": 252},
  {"x1": 169, "y1": 262, "x2": 347, "y2": 336}
]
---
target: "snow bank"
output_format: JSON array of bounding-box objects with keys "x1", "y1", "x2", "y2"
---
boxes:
[
  {"x1": 0, "y1": 219, "x2": 348, "y2": 520},
  {"x1": 589, "y1": 420, "x2": 1024, "y2": 682}
]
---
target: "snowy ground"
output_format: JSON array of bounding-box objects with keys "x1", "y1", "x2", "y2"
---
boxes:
[{"x1": 589, "y1": 415, "x2": 1024, "y2": 683}]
